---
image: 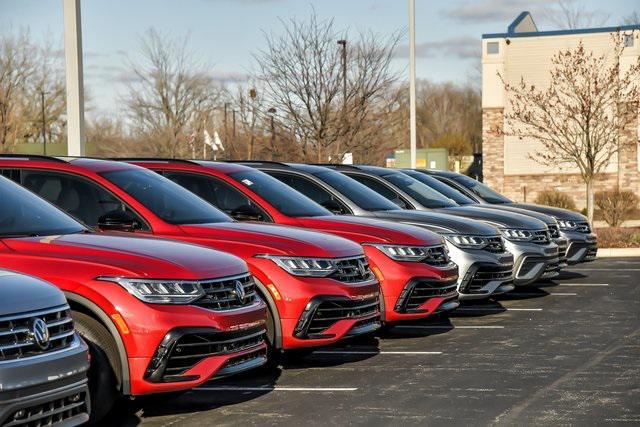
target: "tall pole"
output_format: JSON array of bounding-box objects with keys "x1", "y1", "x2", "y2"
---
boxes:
[
  {"x1": 408, "y1": 0, "x2": 417, "y2": 169},
  {"x1": 40, "y1": 89, "x2": 47, "y2": 155},
  {"x1": 223, "y1": 102, "x2": 229, "y2": 147},
  {"x1": 63, "y1": 0, "x2": 85, "y2": 156},
  {"x1": 337, "y1": 39, "x2": 347, "y2": 162},
  {"x1": 268, "y1": 107, "x2": 276, "y2": 160}
]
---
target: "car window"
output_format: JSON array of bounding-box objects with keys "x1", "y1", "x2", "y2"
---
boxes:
[
  {"x1": 453, "y1": 175, "x2": 512, "y2": 204},
  {"x1": 269, "y1": 172, "x2": 351, "y2": 215},
  {"x1": 0, "y1": 175, "x2": 85, "y2": 237},
  {"x1": 382, "y1": 172, "x2": 458, "y2": 209},
  {"x1": 403, "y1": 170, "x2": 476, "y2": 205},
  {"x1": 164, "y1": 171, "x2": 271, "y2": 222},
  {"x1": 313, "y1": 170, "x2": 400, "y2": 212},
  {"x1": 102, "y1": 168, "x2": 232, "y2": 225},
  {"x1": 345, "y1": 173, "x2": 412, "y2": 209},
  {"x1": 20, "y1": 170, "x2": 148, "y2": 229}
]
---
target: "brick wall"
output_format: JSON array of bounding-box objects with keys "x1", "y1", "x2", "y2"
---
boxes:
[{"x1": 482, "y1": 108, "x2": 505, "y2": 192}]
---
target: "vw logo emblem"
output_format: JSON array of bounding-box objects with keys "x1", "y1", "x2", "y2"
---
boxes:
[
  {"x1": 233, "y1": 281, "x2": 246, "y2": 304},
  {"x1": 30, "y1": 318, "x2": 50, "y2": 350},
  {"x1": 357, "y1": 259, "x2": 368, "y2": 277}
]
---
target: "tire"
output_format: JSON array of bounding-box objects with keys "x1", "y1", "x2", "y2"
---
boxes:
[
  {"x1": 262, "y1": 305, "x2": 282, "y2": 370},
  {"x1": 72, "y1": 311, "x2": 121, "y2": 423}
]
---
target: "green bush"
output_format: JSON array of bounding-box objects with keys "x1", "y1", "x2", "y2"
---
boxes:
[
  {"x1": 594, "y1": 189, "x2": 639, "y2": 227},
  {"x1": 534, "y1": 189, "x2": 577, "y2": 211}
]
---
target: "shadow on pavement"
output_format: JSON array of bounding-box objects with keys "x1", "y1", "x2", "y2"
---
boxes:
[
  {"x1": 375, "y1": 316, "x2": 455, "y2": 340},
  {"x1": 494, "y1": 285, "x2": 550, "y2": 300},
  {"x1": 555, "y1": 270, "x2": 588, "y2": 280},
  {"x1": 449, "y1": 299, "x2": 507, "y2": 317}
]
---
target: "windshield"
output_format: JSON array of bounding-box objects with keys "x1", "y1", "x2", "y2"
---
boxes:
[
  {"x1": 101, "y1": 168, "x2": 231, "y2": 224},
  {"x1": 315, "y1": 170, "x2": 400, "y2": 212},
  {"x1": 383, "y1": 172, "x2": 458, "y2": 208},
  {"x1": 403, "y1": 171, "x2": 476, "y2": 205},
  {"x1": 0, "y1": 176, "x2": 85, "y2": 237},
  {"x1": 453, "y1": 175, "x2": 512, "y2": 204},
  {"x1": 229, "y1": 170, "x2": 331, "y2": 217}
]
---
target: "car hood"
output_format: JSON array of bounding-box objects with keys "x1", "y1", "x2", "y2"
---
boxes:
[
  {"x1": 178, "y1": 222, "x2": 363, "y2": 258},
  {"x1": 506, "y1": 203, "x2": 588, "y2": 222},
  {"x1": 0, "y1": 270, "x2": 67, "y2": 314},
  {"x1": 434, "y1": 206, "x2": 547, "y2": 230},
  {"x1": 1, "y1": 233, "x2": 247, "y2": 280},
  {"x1": 370, "y1": 210, "x2": 499, "y2": 236},
  {"x1": 464, "y1": 205, "x2": 557, "y2": 226},
  {"x1": 296, "y1": 215, "x2": 445, "y2": 246}
]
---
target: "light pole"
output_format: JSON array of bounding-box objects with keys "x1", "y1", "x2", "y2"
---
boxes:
[
  {"x1": 268, "y1": 107, "x2": 276, "y2": 160},
  {"x1": 337, "y1": 39, "x2": 347, "y2": 162},
  {"x1": 408, "y1": 0, "x2": 417, "y2": 168},
  {"x1": 40, "y1": 89, "x2": 47, "y2": 155}
]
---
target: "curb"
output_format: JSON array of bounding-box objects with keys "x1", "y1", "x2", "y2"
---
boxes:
[{"x1": 596, "y1": 248, "x2": 640, "y2": 258}]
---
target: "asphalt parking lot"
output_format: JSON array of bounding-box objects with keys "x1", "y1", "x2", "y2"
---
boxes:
[{"x1": 105, "y1": 257, "x2": 640, "y2": 426}]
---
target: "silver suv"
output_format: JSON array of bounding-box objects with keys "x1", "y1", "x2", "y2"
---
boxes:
[{"x1": 0, "y1": 270, "x2": 90, "y2": 426}]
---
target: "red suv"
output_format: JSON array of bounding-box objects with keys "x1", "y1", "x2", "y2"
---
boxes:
[
  {"x1": 122, "y1": 159, "x2": 460, "y2": 322},
  {"x1": 0, "y1": 175, "x2": 267, "y2": 420},
  {"x1": 0, "y1": 156, "x2": 381, "y2": 357}
]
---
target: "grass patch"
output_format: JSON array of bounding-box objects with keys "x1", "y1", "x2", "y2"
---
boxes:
[{"x1": 595, "y1": 227, "x2": 640, "y2": 248}]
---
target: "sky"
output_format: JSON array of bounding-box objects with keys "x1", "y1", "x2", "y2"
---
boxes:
[{"x1": 1, "y1": 0, "x2": 636, "y2": 117}]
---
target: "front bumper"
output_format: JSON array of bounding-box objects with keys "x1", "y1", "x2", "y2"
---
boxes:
[
  {"x1": 447, "y1": 243, "x2": 514, "y2": 300},
  {"x1": 561, "y1": 230, "x2": 598, "y2": 264},
  {"x1": 505, "y1": 240, "x2": 560, "y2": 286},
  {"x1": 0, "y1": 335, "x2": 90, "y2": 426}
]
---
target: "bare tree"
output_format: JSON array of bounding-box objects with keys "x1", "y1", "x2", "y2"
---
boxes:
[
  {"x1": 253, "y1": 10, "x2": 400, "y2": 163},
  {"x1": 623, "y1": 11, "x2": 640, "y2": 26},
  {"x1": 500, "y1": 32, "x2": 640, "y2": 222},
  {"x1": 123, "y1": 29, "x2": 223, "y2": 157},
  {"x1": 543, "y1": 0, "x2": 609, "y2": 30}
]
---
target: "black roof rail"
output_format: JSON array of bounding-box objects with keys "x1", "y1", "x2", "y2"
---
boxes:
[
  {"x1": 307, "y1": 163, "x2": 362, "y2": 170},
  {"x1": 0, "y1": 154, "x2": 68, "y2": 163},
  {"x1": 108, "y1": 157, "x2": 201, "y2": 165},
  {"x1": 228, "y1": 160, "x2": 291, "y2": 168}
]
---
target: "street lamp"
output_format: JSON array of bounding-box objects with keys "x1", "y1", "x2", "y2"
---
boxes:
[
  {"x1": 268, "y1": 107, "x2": 277, "y2": 160},
  {"x1": 40, "y1": 89, "x2": 48, "y2": 155},
  {"x1": 337, "y1": 39, "x2": 347, "y2": 162}
]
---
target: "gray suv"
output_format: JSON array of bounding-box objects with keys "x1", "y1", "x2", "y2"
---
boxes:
[{"x1": 0, "y1": 270, "x2": 90, "y2": 426}]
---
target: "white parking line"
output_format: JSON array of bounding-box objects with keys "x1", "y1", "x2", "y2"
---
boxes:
[
  {"x1": 549, "y1": 292, "x2": 578, "y2": 296},
  {"x1": 557, "y1": 283, "x2": 609, "y2": 287},
  {"x1": 196, "y1": 386, "x2": 358, "y2": 392},
  {"x1": 505, "y1": 307, "x2": 543, "y2": 311},
  {"x1": 571, "y1": 268, "x2": 640, "y2": 271},
  {"x1": 507, "y1": 292, "x2": 577, "y2": 297},
  {"x1": 394, "y1": 325, "x2": 504, "y2": 329},
  {"x1": 313, "y1": 350, "x2": 442, "y2": 355},
  {"x1": 456, "y1": 307, "x2": 542, "y2": 312}
]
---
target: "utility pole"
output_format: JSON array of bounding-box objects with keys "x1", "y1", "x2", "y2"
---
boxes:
[
  {"x1": 268, "y1": 108, "x2": 276, "y2": 160},
  {"x1": 63, "y1": 0, "x2": 85, "y2": 156},
  {"x1": 40, "y1": 89, "x2": 47, "y2": 155},
  {"x1": 337, "y1": 39, "x2": 347, "y2": 162},
  {"x1": 408, "y1": 0, "x2": 417, "y2": 168},
  {"x1": 223, "y1": 102, "x2": 229, "y2": 148},
  {"x1": 232, "y1": 109, "x2": 237, "y2": 149}
]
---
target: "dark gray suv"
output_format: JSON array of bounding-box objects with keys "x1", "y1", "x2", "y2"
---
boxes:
[{"x1": 0, "y1": 270, "x2": 90, "y2": 426}]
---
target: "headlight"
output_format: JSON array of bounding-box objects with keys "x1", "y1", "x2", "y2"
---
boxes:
[
  {"x1": 99, "y1": 277, "x2": 204, "y2": 304},
  {"x1": 371, "y1": 244, "x2": 439, "y2": 262},
  {"x1": 444, "y1": 234, "x2": 489, "y2": 249},
  {"x1": 557, "y1": 220, "x2": 577, "y2": 230},
  {"x1": 500, "y1": 229, "x2": 534, "y2": 242},
  {"x1": 256, "y1": 255, "x2": 338, "y2": 277}
]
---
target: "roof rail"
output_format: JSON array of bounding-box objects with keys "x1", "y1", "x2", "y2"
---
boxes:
[
  {"x1": 109, "y1": 157, "x2": 201, "y2": 165},
  {"x1": 0, "y1": 154, "x2": 68, "y2": 163},
  {"x1": 307, "y1": 163, "x2": 361, "y2": 170},
  {"x1": 228, "y1": 160, "x2": 291, "y2": 168}
]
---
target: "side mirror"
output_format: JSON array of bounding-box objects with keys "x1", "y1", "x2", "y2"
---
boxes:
[
  {"x1": 97, "y1": 210, "x2": 138, "y2": 232},
  {"x1": 230, "y1": 205, "x2": 264, "y2": 222},
  {"x1": 320, "y1": 199, "x2": 346, "y2": 215}
]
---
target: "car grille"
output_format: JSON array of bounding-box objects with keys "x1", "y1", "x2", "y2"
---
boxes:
[
  {"x1": 461, "y1": 265, "x2": 513, "y2": 293},
  {"x1": 3, "y1": 390, "x2": 88, "y2": 427},
  {"x1": 484, "y1": 236, "x2": 506, "y2": 253},
  {"x1": 328, "y1": 256, "x2": 375, "y2": 283},
  {"x1": 395, "y1": 278, "x2": 458, "y2": 312},
  {"x1": 556, "y1": 240, "x2": 568, "y2": 261},
  {"x1": 297, "y1": 296, "x2": 380, "y2": 338},
  {"x1": 548, "y1": 225, "x2": 560, "y2": 238},
  {"x1": 0, "y1": 305, "x2": 75, "y2": 361},
  {"x1": 576, "y1": 222, "x2": 591, "y2": 233},
  {"x1": 422, "y1": 245, "x2": 451, "y2": 267},
  {"x1": 531, "y1": 230, "x2": 551, "y2": 244},
  {"x1": 148, "y1": 327, "x2": 266, "y2": 382},
  {"x1": 192, "y1": 274, "x2": 257, "y2": 311}
]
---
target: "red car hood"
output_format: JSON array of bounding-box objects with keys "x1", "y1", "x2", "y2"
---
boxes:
[
  {"x1": 297, "y1": 216, "x2": 444, "y2": 246},
  {"x1": 1, "y1": 233, "x2": 247, "y2": 280},
  {"x1": 177, "y1": 222, "x2": 363, "y2": 258}
]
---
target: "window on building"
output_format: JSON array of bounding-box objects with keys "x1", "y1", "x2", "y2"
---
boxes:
[
  {"x1": 486, "y1": 42, "x2": 499, "y2": 54},
  {"x1": 624, "y1": 34, "x2": 635, "y2": 48}
]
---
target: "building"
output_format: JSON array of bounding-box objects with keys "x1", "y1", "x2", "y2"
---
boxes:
[{"x1": 481, "y1": 12, "x2": 640, "y2": 208}]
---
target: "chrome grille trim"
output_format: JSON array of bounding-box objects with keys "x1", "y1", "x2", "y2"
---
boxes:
[
  {"x1": 329, "y1": 256, "x2": 375, "y2": 284},
  {"x1": 192, "y1": 274, "x2": 258, "y2": 311}
]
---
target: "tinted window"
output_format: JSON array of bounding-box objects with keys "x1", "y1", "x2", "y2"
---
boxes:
[
  {"x1": 383, "y1": 172, "x2": 458, "y2": 209},
  {"x1": 164, "y1": 172, "x2": 270, "y2": 221},
  {"x1": 269, "y1": 172, "x2": 350, "y2": 215},
  {"x1": 21, "y1": 170, "x2": 147, "y2": 229},
  {"x1": 313, "y1": 170, "x2": 400, "y2": 212},
  {"x1": 102, "y1": 168, "x2": 231, "y2": 224},
  {"x1": 453, "y1": 175, "x2": 512, "y2": 204},
  {"x1": 0, "y1": 176, "x2": 85, "y2": 237},
  {"x1": 403, "y1": 170, "x2": 476, "y2": 205},
  {"x1": 345, "y1": 173, "x2": 412, "y2": 209}
]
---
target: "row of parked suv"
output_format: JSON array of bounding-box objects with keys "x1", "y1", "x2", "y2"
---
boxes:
[{"x1": 0, "y1": 155, "x2": 597, "y2": 425}]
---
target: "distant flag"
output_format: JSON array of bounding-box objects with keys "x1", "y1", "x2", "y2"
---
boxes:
[{"x1": 213, "y1": 131, "x2": 225, "y2": 152}]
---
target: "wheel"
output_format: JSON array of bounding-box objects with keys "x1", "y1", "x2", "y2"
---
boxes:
[
  {"x1": 262, "y1": 305, "x2": 282, "y2": 370},
  {"x1": 72, "y1": 311, "x2": 121, "y2": 423}
]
